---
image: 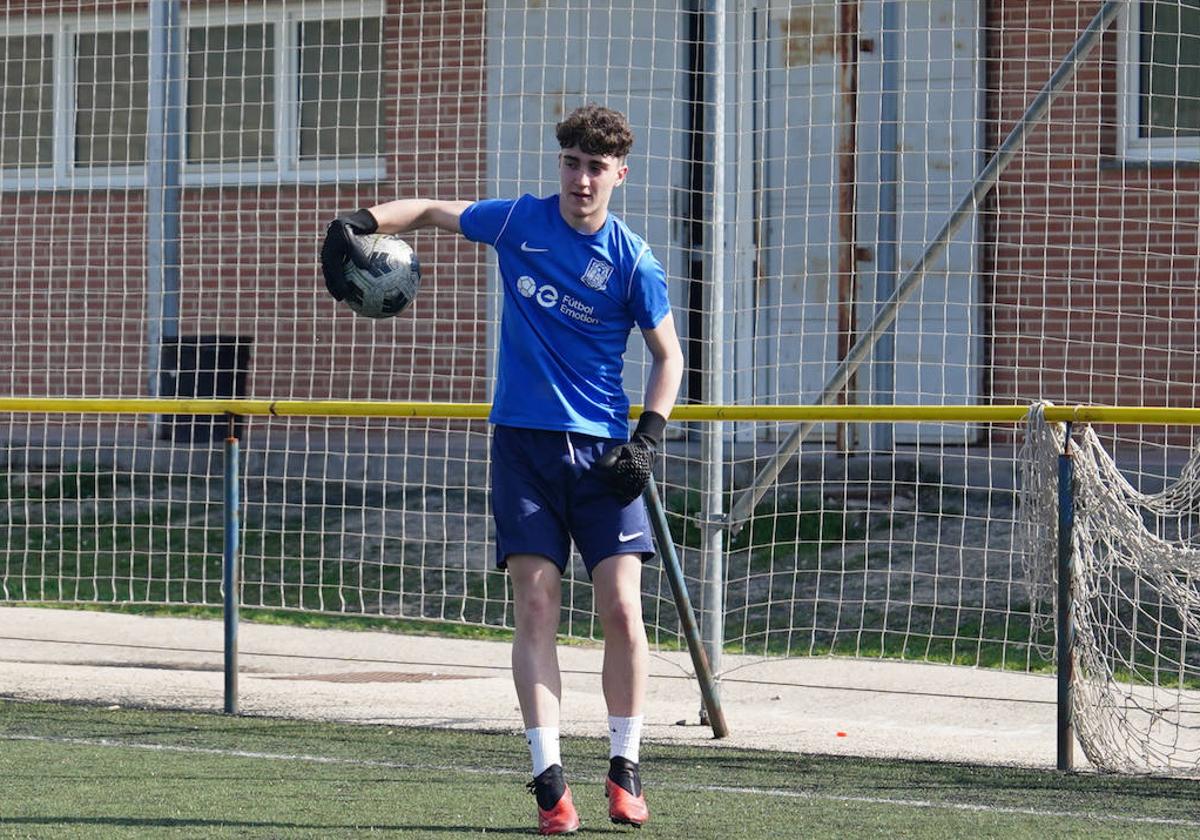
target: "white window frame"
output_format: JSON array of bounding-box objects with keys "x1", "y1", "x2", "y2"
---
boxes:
[
  {"x1": 1, "y1": 0, "x2": 386, "y2": 191},
  {"x1": 1118, "y1": 0, "x2": 1200, "y2": 163}
]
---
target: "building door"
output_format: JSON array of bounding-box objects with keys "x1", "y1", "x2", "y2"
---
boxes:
[{"x1": 756, "y1": 0, "x2": 983, "y2": 443}]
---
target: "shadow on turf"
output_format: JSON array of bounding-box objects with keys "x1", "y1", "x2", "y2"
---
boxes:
[{"x1": 0, "y1": 817, "x2": 534, "y2": 834}]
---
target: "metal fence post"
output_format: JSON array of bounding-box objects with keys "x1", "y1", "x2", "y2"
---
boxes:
[
  {"x1": 1056, "y1": 422, "x2": 1075, "y2": 770},
  {"x1": 223, "y1": 419, "x2": 241, "y2": 714}
]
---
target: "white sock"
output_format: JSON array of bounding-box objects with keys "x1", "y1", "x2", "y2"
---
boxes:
[
  {"x1": 608, "y1": 715, "x2": 643, "y2": 763},
  {"x1": 526, "y1": 726, "x2": 562, "y2": 777}
]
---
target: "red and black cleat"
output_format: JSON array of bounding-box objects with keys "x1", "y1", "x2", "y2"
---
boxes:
[
  {"x1": 605, "y1": 756, "x2": 649, "y2": 828},
  {"x1": 527, "y1": 764, "x2": 581, "y2": 835}
]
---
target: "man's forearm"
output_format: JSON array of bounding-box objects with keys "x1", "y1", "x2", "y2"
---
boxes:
[
  {"x1": 642, "y1": 354, "x2": 683, "y2": 421},
  {"x1": 367, "y1": 199, "x2": 469, "y2": 235}
]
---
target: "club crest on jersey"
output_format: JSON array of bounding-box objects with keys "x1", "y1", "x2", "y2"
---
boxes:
[{"x1": 580, "y1": 258, "x2": 614, "y2": 291}]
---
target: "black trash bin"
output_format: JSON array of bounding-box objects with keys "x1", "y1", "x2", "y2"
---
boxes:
[{"x1": 159, "y1": 335, "x2": 253, "y2": 443}]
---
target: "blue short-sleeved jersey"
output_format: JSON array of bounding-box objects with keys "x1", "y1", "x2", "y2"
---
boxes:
[{"x1": 460, "y1": 194, "x2": 671, "y2": 439}]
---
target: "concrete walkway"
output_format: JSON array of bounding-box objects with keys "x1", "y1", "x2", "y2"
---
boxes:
[{"x1": 0, "y1": 605, "x2": 1078, "y2": 767}]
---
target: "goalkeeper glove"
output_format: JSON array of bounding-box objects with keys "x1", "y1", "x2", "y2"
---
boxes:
[
  {"x1": 320, "y1": 208, "x2": 379, "y2": 301},
  {"x1": 595, "y1": 411, "x2": 667, "y2": 505}
]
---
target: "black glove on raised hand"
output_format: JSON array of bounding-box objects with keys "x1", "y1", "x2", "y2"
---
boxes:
[
  {"x1": 320, "y1": 208, "x2": 379, "y2": 301},
  {"x1": 594, "y1": 410, "x2": 667, "y2": 505}
]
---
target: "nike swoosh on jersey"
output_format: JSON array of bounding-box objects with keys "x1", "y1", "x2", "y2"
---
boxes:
[
  {"x1": 618, "y1": 531, "x2": 644, "y2": 543},
  {"x1": 520, "y1": 241, "x2": 549, "y2": 253}
]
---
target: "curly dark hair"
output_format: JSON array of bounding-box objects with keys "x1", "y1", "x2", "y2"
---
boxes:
[{"x1": 555, "y1": 104, "x2": 634, "y2": 159}]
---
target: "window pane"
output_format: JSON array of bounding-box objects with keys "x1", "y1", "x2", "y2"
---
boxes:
[
  {"x1": 1140, "y1": 0, "x2": 1200, "y2": 138},
  {"x1": 75, "y1": 30, "x2": 150, "y2": 166},
  {"x1": 1, "y1": 34, "x2": 53, "y2": 169},
  {"x1": 187, "y1": 23, "x2": 274, "y2": 164},
  {"x1": 298, "y1": 18, "x2": 383, "y2": 160}
]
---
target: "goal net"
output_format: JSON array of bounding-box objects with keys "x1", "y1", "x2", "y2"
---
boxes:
[
  {"x1": 1022, "y1": 406, "x2": 1200, "y2": 774},
  {"x1": 1, "y1": 0, "x2": 1199, "y2": 774}
]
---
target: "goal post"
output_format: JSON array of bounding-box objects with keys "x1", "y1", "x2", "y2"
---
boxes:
[{"x1": 1022, "y1": 405, "x2": 1200, "y2": 775}]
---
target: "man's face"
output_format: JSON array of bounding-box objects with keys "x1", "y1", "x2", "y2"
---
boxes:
[{"x1": 557, "y1": 146, "x2": 628, "y2": 232}]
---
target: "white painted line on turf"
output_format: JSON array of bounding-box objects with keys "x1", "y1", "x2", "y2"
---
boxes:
[
  {"x1": 5, "y1": 733, "x2": 1199, "y2": 830},
  {"x1": 3, "y1": 733, "x2": 526, "y2": 778},
  {"x1": 679, "y1": 782, "x2": 1200, "y2": 829}
]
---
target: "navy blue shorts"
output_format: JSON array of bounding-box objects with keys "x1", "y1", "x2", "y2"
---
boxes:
[{"x1": 490, "y1": 425, "x2": 656, "y2": 577}]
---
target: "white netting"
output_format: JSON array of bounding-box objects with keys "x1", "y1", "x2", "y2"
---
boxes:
[
  {"x1": 0, "y1": 0, "x2": 1198, "y2": 772},
  {"x1": 1021, "y1": 404, "x2": 1200, "y2": 774}
]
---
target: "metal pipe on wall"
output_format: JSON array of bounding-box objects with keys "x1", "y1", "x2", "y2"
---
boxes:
[
  {"x1": 871, "y1": 0, "x2": 900, "y2": 452},
  {"x1": 145, "y1": 0, "x2": 184, "y2": 408},
  {"x1": 836, "y1": 0, "x2": 861, "y2": 452}
]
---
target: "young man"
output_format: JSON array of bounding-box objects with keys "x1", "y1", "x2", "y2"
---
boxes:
[{"x1": 320, "y1": 104, "x2": 683, "y2": 835}]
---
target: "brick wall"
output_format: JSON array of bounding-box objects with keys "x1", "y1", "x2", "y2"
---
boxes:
[
  {"x1": 984, "y1": 0, "x2": 1200, "y2": 428},
  {"x1": 2, "y1": 1, "x2": 490, "y2": 404},
  {"x1": 8, "y1": 1, "x2": 1199, "y2": 428}
]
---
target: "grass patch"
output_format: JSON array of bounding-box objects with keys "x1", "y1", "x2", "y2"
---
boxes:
[
  {"x1": 2, "y1": 464, "x2": 507, "y2": 627},
  {"x1": 14, "y1": 600, "x2": 519, "y2": 643},
  {"x1": 663, "y1": 488, "x2": 866, "y2": 551},
  {"x1": 2, "y1": 699, "x2": 1199, "y2": 839}
]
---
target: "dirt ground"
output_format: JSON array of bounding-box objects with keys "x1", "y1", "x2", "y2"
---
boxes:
[{"x1": 0, "y1": 605, "x2": 1082, "y2": 769}]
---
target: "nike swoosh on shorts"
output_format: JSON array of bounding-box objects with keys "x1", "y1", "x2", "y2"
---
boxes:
[{"x1": 618, "y1": 531, "x2": 644, "y2": 543}]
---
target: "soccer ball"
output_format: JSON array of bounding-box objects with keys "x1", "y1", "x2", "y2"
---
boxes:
[{"x1": 341, "y1": 234, "x2": 421, "y2": 319}]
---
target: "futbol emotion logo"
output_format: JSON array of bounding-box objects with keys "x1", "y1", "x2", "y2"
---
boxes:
[
  {"x1": 515, "y1": 276, "x2": 599, "y2": 325},
  {"x1": 517, "y1": 275, "x2": 559, "y2": 308}
]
